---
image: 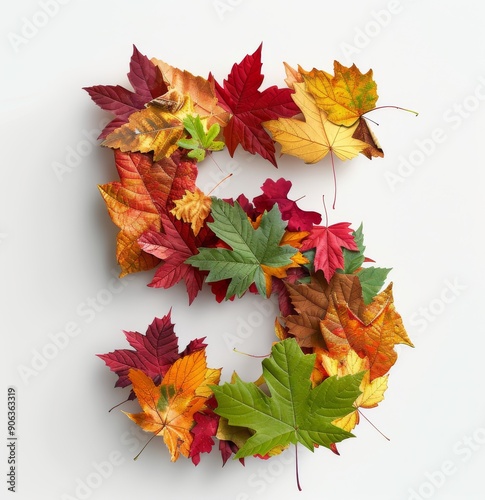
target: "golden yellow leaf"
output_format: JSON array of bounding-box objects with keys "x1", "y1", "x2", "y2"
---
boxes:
[
  {"x1": 263, "y1": 83, "x2": 367, "y2": 164},
  {"x1": 170, "y1": 188, "x2": 212, "y2": 236},
  {"x1": 321, "y1": 349, "x2": 388, "y2": 432},
  {"x1": 301, "y1": 62, "x2": 378, "y2": 127},
  {"x1": 102, "y1": 96, "x2": 194, "y2": 161}
]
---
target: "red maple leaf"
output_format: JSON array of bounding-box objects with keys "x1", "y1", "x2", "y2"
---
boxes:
[
  {"x1": 83, "y1": 45, "x2": 168, "y2": 138},
  {"x1": 211, "y1": 44, "x2": 299, "y2": 166},
  {"x1": 97, "y1": 310, "x2": 206, "y2": 389},
  {"x1": 138, "y1": 213, "x2": 217, "y2": 304},
  {"x1": 300, "y1": 223, "x2": 358, "y2": 282},
  {"x1": 253, "y1": 178, "x2": 322, "y2": 231},
  {"x1": 189, "y1": 397, "x2": 220, "y2": 465}
]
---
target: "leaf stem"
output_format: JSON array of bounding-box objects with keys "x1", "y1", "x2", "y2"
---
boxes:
[
  {"x1": 108, "y1": 395, "x2": 132, "y2": 412},
  {"x1": 233, "y1": 347, "x2": 270, "y2": 358},
  {"x1": 330, "y1": 151, "x2": 337, "y2": 210},
  {"x1": 208, "y1": 173, "x2": 233, "y2": 196},
  {"x1": 134, "y1": 434, "x2": 157, "y2": 461},
  {"x1": 295, "y1": 443, "x2": 302, "y2": 491},
  {"x1": 322, "y1": 195, "x2": 329, "y2": 227},
  {"x1": 362, "y1": 105, "x2": 419, "y2": 117},
  {"x1": 357, "y1": 408, "x2": 390, "y2": 441}
]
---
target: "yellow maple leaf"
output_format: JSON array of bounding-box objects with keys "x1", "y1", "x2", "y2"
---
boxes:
[
  {"x1": 263, "y1": 83, "x2": 367, "y2": 164},
  {"x1": 102, "y1": 95, "x2": 194, "y2": 161},
  {"x1": 319, "y1": 348, "x2": 388, "y2": 432},
  {"x1": 124, "y1": 350, "x2": 221, "y2": 461},
  {"x1": 170, "y1": 188, "x2": 212, "y2": 236},
  {"x1": 301, "y1": 61, "x2": 379, "y2": 127}
]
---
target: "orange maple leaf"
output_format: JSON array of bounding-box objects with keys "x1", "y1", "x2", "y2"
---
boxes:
[
  {"x1": 124, "y1": 350, "x2": 221, "y2": 461},
  {"x1": 151, "y1": 58, "x2": 230, "y2": 129},
  {"x1": 321, "y1": 283, "x2": 413, "y2": 380}
]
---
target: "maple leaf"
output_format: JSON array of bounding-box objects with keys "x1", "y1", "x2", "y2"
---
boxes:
[
  {"x1": 301, "y1": 61, "x2": 378, "y2": 127},
  {"x1": 187, "y1": 199, "x2": 299, "y2": 299},
  {"x1": 284, "y1": 272, "x2": 364, "y2": 348},
  {"x1": 263, "y1": 82, "x2": 367, "y2": 164},
  {"x1": 152, "y1": 58, "x2": 230, "y2": 128},
  {"x1": 176, "y1": 115, "x2": 225, "y2": 161},
  {"x1": 138, "y1": 212, "x2": 217, "y2": 304},
  {"x1": 321, "y1": 283, "x2": 414, "y2": 380},
  {"x1": 189, "y1": 397, "x2": 220, "y2": 465},
  {"x1": 319, "y1": 349, "x2": 388, "y2": 432},
  {"x1": 84, "y1": 45, "x2": 168, "y2": 139},
  {"x1": 283, "y1": 62, "x2": 304, "y2": 90},
  {"x1": 252, "y1": 178, "x2": 321, "y2": 231},
  {"x1": 212, "y1": 338, "x2": 363, "y2": 459},
  {"x1": 352, "y1": 118, "x2": 384, "y2": 159},
  {"x1": 97, "y1": 310, "x2": 205, "y2": 389},
  {"x1": 98, "y1": 150, "x2": 197, "y2": 276},
  {"x1": 170, "y1": 188, "x2": 212, "y2": 236},
  {"x1": 211, "y1": 43, "x2": 300, "y2": 166},
  {"x1": 124, "y1": 348, "x2": 221, "y2": 462},
  {"x1": 340, "y1": 223, "x2": 391, "y2": 304},
  {"x1": 300, "y1": 222, "x2": 358, "y2": 282},
  {"x1": 101, "y1": 95, "x2": 194, "y2": 161}
]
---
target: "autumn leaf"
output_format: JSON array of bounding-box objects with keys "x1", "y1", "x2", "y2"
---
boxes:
[
  {"x1": 352, "y1": 118, "x2": 384, "y2": 159},
  {"x1": 152, "y1": 58, "x2": 230, "y2": 128},
  {"x1": 124, "y1": 348, "x2": 221, "y2": 461},
  {"x1": 283, "y1": 62, "x2": 304, "y2": 89},
  {"x1": 170, "y1": 188, "x2": 212, "y2": 236},
  {"x1": 187, "y1": 199, "x2": 300, "y2": 299},
  {"x1": 176, "y1": 115, "x2": 225, "y2": 161},
  {"x1": 212, "y1": 338, "x2": 363, "y2": 459},
  {"x1": 138, "y1": 213, "x2": 217, "y2": 304},
  {"x1": 84, "y1": 45, "x2": 168, "y2": 139},
  {"x1": 97, "y1": 310, "x2": 205, "y2": 389},
  {"x1": 211, "y1": 43, "x2": 300, "y2": 166},
  {"x1": 320, "y1": 349, "x2": 388, "y2": 432},
  {"x1": 101, "y1": 94, "x2": 194, "y2": 161},
  {"x1": 252, "y1": 178, "x2": 321, "y2": 231},
  {"x1": 301, "y1": 61, "x2": 378, "y2": 127},
  {"x1": 98, "y1": 150, "x2": 197, "y2": 276},
  {"x1": 321, "y1": 283, "x2": 414, "y2": 380},
  {"x1": 340, "y1": 223, "x2": 391, "y2": 303},
  {"x1": 284, "y1": 272, "x2": 364, "y2": 348},
  {"x1": 300, "y1": 222, "x2": 358, "y2": 282},
  {"x1": 263, "y1": 82, "x2": 367, "y2": 164}
]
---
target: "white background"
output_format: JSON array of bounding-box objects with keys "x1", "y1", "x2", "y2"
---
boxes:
[{"x1": 1, "y1": 1, "x2": 485, "y2": 499}]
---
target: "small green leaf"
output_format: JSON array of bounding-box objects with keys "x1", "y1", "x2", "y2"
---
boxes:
[
  {"x1": 358, "y1": 266, "x2": 392, "y2": 304},
  {"x1": 342, "y1": 223, "x2": 365, "y2": 274},
  {"x1": 177, "y1": 115, "x2": 225, "y2": 161},
  {"x1": 211, "y1": 338, "x2": 363, "y2": 458}
]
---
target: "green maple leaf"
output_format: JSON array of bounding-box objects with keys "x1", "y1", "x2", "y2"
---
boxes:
[
  {"x1": 340, "y1": 224, "x2": 391, "y2": 303},
  {"x1": 342, "y1": 223, "x2": 365, "y2": 274},
  {"x1": 186, "y1": 198, "x2": 299, "y2": 299},
  {"x1": 177, "y1": 115, "x2": 224, "y2": 161},
  {"x1": 358, "y1": 266, "x2": 392, "y2": 304},
  {"x1": 211, "y1": 338, "x2": 363, "y2": 458}
]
